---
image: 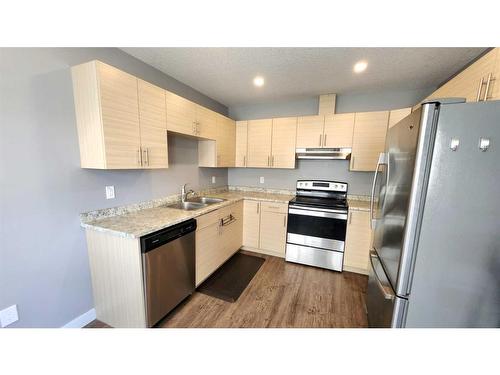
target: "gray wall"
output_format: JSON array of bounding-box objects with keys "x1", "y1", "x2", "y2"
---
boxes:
[
  {"x1": 227, "y1": 87, "x2": 435, "y2": 195},
  {"x1": 228, "y1": 87, "x2": 434, "y2": 120},
  {"x1": 0, "y1": 48, "x2": 228, "y2": 327},
  {"x1": 229, "y1": 160, "x2": 372, "y2": 196}
]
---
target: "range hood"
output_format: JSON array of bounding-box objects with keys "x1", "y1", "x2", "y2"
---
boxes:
[{"x1": 296, "y1": 147, "x2": 352, "y2": 160}]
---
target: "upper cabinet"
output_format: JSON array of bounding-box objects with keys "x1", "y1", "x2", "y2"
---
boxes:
[
  {"x1": 296, "y1": 115, "x2": 325, "y2": 148},
  {"x1": 350, "y1": 111, "x2": 389, "y2": 171},
  {"x1": 71, "y1": 60, "x2": 168, "y2": 169},
  {"x1": 270, "y1": 117, "x2": 297, "y2": 168},
  {"x1": 165, "y1": 90, "x2": 197, "y2": 136},
  {"x1": 235, "y1": 121, "x2": 248, "y2": 167},
  {"x1": 323, "y1": 113, "x2": 355, "y2": 148},
  {"x1": 424, "y1": 48, "x2": 500, "y2": 103},
  {"x1": 198, "y1": 114, "x2": 236, "y2": 168},
  {"x1": 247, "y1": 119, "x2": 273, "y2": 167},
  {"x1": 388, "y1": 107, "x2": 412, "y2": 128}
]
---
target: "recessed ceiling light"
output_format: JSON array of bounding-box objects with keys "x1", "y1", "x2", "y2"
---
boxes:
[
  {"x1": 353, "y1": 61, "x2": 368, "y2": 73},
  {"x1": 253, "y1": 76, "x2": 265, "y2": 87}
]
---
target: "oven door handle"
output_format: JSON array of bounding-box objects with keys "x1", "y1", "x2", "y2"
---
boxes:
[{"x1": 288, "y1": 208, "x2": 347, "y2": 220}]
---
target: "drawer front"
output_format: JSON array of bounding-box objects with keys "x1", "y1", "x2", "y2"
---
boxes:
[
  {"x1": 196, "y1": 209, "x2": 220, "y2": 230},
  {"x1": 260, "y1": 201, "x2": 288, "y2": 214}
]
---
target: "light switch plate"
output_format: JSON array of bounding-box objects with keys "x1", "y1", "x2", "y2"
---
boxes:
[
  {"x1": 0, "y1": 304, "x2": 19, "y2": 327},
  {"x1": 105, "y1": 186, "x2": 115, "y2": 199},
  {"x1": 259, "y1": 177, "x2": 265, "y2": 184},
  {"x1": 211, "y1": 176, "x2": 216, "y2": 184}
]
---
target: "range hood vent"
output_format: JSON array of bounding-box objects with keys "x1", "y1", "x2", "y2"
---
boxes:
[{"x1": 296, "y1": 147, "x2": 351, "y2": 160}]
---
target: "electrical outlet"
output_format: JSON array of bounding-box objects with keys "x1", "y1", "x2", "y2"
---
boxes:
[
  {"x1": 211, "y1": 176, "x2": 216, "y2": 184},
  {"x1": 105, "y1": 186, "x2": 115, "y2": 199},
  {"x1": 260, "y1": 176, "x2": 265, "y2": 184},
  {"x1": 0, "y1": 304, "x2": 19, "y2": 327}
]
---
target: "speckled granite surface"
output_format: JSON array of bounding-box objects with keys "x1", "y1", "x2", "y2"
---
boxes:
[{"x1": 81, "y1": 187, "x2": 294, "y2": 239}]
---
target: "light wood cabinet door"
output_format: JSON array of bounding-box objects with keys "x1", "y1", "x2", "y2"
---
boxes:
[
  {"x1": 195, "y1": 221, "x2": 222, "y2": 286},
  {"x1": 243, "y1": 200, "x2": 260, "y2": 248},
  {"x1": 247, "y1": 119, "x2": 273, "y2": 167},
  {"x1": 426, "y1": 48, "x2": 498, "y2": 103},
  {"x1": 296, "y1": 115, "x2": 324, "y2": 148},
  {"x1": 166, "y1": 91, "x2": 197, "y2": 136},
  {"x1": 138, "y1": 79, "x2": 168, "y2": 169},
  {"x1": 196, "y1": 105, "x2": 217, "y2": 139},
  {"x1": 271, "y1": 117, "x2": 297, "y2": 169},
  {"x1": 216, "y1": 115, "x2": 236, "y2": 167},
  {"x1": 259, "y1": 209, "x2": 287, "y2": 256},
  {"x1": 488, "y1": 48, "x2": 500, "y2": 100},
  {"x1": 98, "y1": 62, "x2": 142, "y2": 169},
  {"x1": 220, "y1": 201, "x2": 243, "y2": 258},
  {"x1": 350, "y1": 111, "x2": 389, "y2": 171},
  {"x1": 323, "y1": 113, "x2": 355, "y2": 148},
  {"x1": 388, "y1": 108, "x2": 412, "y2": 128},
  {"x1": 344, "y1": 210, "x2": 373, "y2": 274},
  {"x1": 235, "y1": 121, "x2": 248, "y2": 167},
  {"x1": 140, "y1": 126, "x2": 168, "y2": 168}
]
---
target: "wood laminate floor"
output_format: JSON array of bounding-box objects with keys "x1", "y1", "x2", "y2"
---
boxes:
[{"x1": 85, "y1": 251, "x2": 369, "y2": 328}]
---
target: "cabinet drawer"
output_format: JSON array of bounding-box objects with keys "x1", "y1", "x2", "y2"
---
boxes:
[
  {"x1": 260, "y1": 202, "x2": 288, "y2": 214},
  {"x1": 196, "y1": 209, "x2": 221, "y2": 230}
]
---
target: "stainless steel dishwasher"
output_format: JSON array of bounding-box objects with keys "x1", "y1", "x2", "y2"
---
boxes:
[{"x1": 141, "y1": 219, "x2": 196, "y2": 327}]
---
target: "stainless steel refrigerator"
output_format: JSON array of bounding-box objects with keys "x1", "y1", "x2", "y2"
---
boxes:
[{"x1": 366, "y1": 98, "x2": 500, "y2": 328}]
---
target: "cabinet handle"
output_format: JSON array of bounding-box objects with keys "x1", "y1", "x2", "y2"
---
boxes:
[
  {"x1": 257, "y1": 202, "x2": 260, "y2": 214},
  {"x1": 351, "y1": 155, "x2": 355, "y2": 169},
  {"x1": 146, "y1": 148, "x2": 150, "y2": 165},
  {"x1": 283, "y1": 216, "x2": 286, "y2": 227},
  {"x1": 319, "y1": 134, "x2": 322, "y2": 146},
  {"x1": 137, "y1": 148, "x2": 142, "y2": 166},
  {"x1": 243, "y1": 155, "x2": 246, "y2": 167},
  {"x1": 483, "y1": 73, "x2": 494, "y2": 101},
  {"x1": 143, "y1": 148, "x2": 149, "y2": 166},
  {"x1": 323, "y1": 134, "x2": 327, "y2": 146},
  {"x1": 476, "y1": 77, "x2": 484, "y2": 101}
]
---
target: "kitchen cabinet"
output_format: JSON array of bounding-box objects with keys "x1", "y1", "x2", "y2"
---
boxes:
[
  {"x1": 323, "y1": 113, "x2": 355, "y2": 148},
  {"x1": 270, "y1": 117, "x2": 297, "y2": 169},
  {"x1": 258, "y1": 203, "x2": 288, "y2": 256},
  {"x1": 165, "y1": 91, "x2": 218, "y2": 139},
  {"x1": 195, "y1": 201, "x2": 243, "y2": 286},
  {"x1": 350, "y1": 111, "x2": 389, "y2": 171},
  {"x1": 138, "y1": 79, "x2": 169, "y2": 168},
  {"x1": 243, "y1": 200, "x2": 260, "y2": 248},
  {"x1": 235, "y1": 121, "x2": 248, "y2": 167},
  {"x1": 198, "y1": 114, "x2": 236, "y2": 167},
  {"x1": 247, "y1": 119, "x2": 273, "y2": 167},
  {"x1": 344, "y1": 209, "x2": 373, "y2": 274},
  {"x1": 242, "y1": 200, "x2": 288, "y2": 258},
  {"x1": 296, "y1": 115, "x2": 325, "y2": 148},
  {"x1": 388, "y1": 107, "x2": 412, "y2": 128},
  {"x1": 424, "y1": 48, "x2": 500, "y2": 103},
  {"x1": 71, "y1": 60, "x2": 168, "y2": 169}
]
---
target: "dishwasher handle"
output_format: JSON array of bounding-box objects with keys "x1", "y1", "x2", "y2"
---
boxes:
[{"x1": 141, "y1": 219, "x2": 197, "y2": 253}]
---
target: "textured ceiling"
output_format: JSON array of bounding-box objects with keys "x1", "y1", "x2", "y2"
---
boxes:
[{"x1": 121, "y1": 48, "x2": 486, "y2": 107}]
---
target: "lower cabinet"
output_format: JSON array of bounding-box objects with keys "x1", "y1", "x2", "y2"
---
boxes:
[
  {"x1": 343, "y1": 209, "x2": 373, "y2": 274},
  {"x1": 195, "y1": 201, "x2": 243, "y2": 286},
  {"x1": 242, "y1": 200, "x2": 288, "y2": 258}
]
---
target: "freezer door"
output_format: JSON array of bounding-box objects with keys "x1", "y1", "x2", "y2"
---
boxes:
[
  {"x1": 372, "y1": 105, "x2": 438, "y2": 293},
  {"x1": 405, "y1": 101, "x2": 500, "y2": 327}
]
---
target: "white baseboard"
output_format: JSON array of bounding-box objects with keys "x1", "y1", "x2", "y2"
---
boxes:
[{"x1": 62, "y1": 308, "x2": 96, "y2": 328}]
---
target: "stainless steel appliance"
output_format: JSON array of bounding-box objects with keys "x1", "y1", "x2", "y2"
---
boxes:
[
  {"x1": 367, "y1": 98, "x2": 500, "y2": 328},
  {"x1": 285, "y1": 180, "x2": 348, "y2": 271},
  {"x1": 296, "y1": 147, "x2": 351, "y2": 160},
  {"x1": 141, "y1": 219, "x2": 196, "y2": 327}
]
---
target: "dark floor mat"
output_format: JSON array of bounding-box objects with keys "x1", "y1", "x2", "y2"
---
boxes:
[{"x1": 197, "y1": 252, "x2": 265, "y2": 302}]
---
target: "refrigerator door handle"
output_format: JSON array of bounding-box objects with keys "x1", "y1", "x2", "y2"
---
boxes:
[
  {"x1": 370, "y1": 250, "x2": 395, "y2": 300},
  {"x1": 370, "y1": 152, "x2": 387, "y2": 229}
]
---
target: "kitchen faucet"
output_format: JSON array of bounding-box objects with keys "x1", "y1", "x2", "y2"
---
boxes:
[{"x1": 181, "y1": 183, "x2": 195, "y2": 202}]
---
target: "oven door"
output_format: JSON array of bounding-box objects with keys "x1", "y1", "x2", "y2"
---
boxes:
[{"x1": 286, "y1": 205, "x2": 347, "y2": 251}]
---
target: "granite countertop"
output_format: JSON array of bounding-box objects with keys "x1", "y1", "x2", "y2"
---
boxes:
[{"x1": 81, "y1": 190, "x2": 294, "y2": 239}]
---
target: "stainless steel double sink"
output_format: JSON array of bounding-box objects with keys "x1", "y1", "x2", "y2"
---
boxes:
[{"x1": 165, "y1": 197, "x2": 226, "y2": 211}]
